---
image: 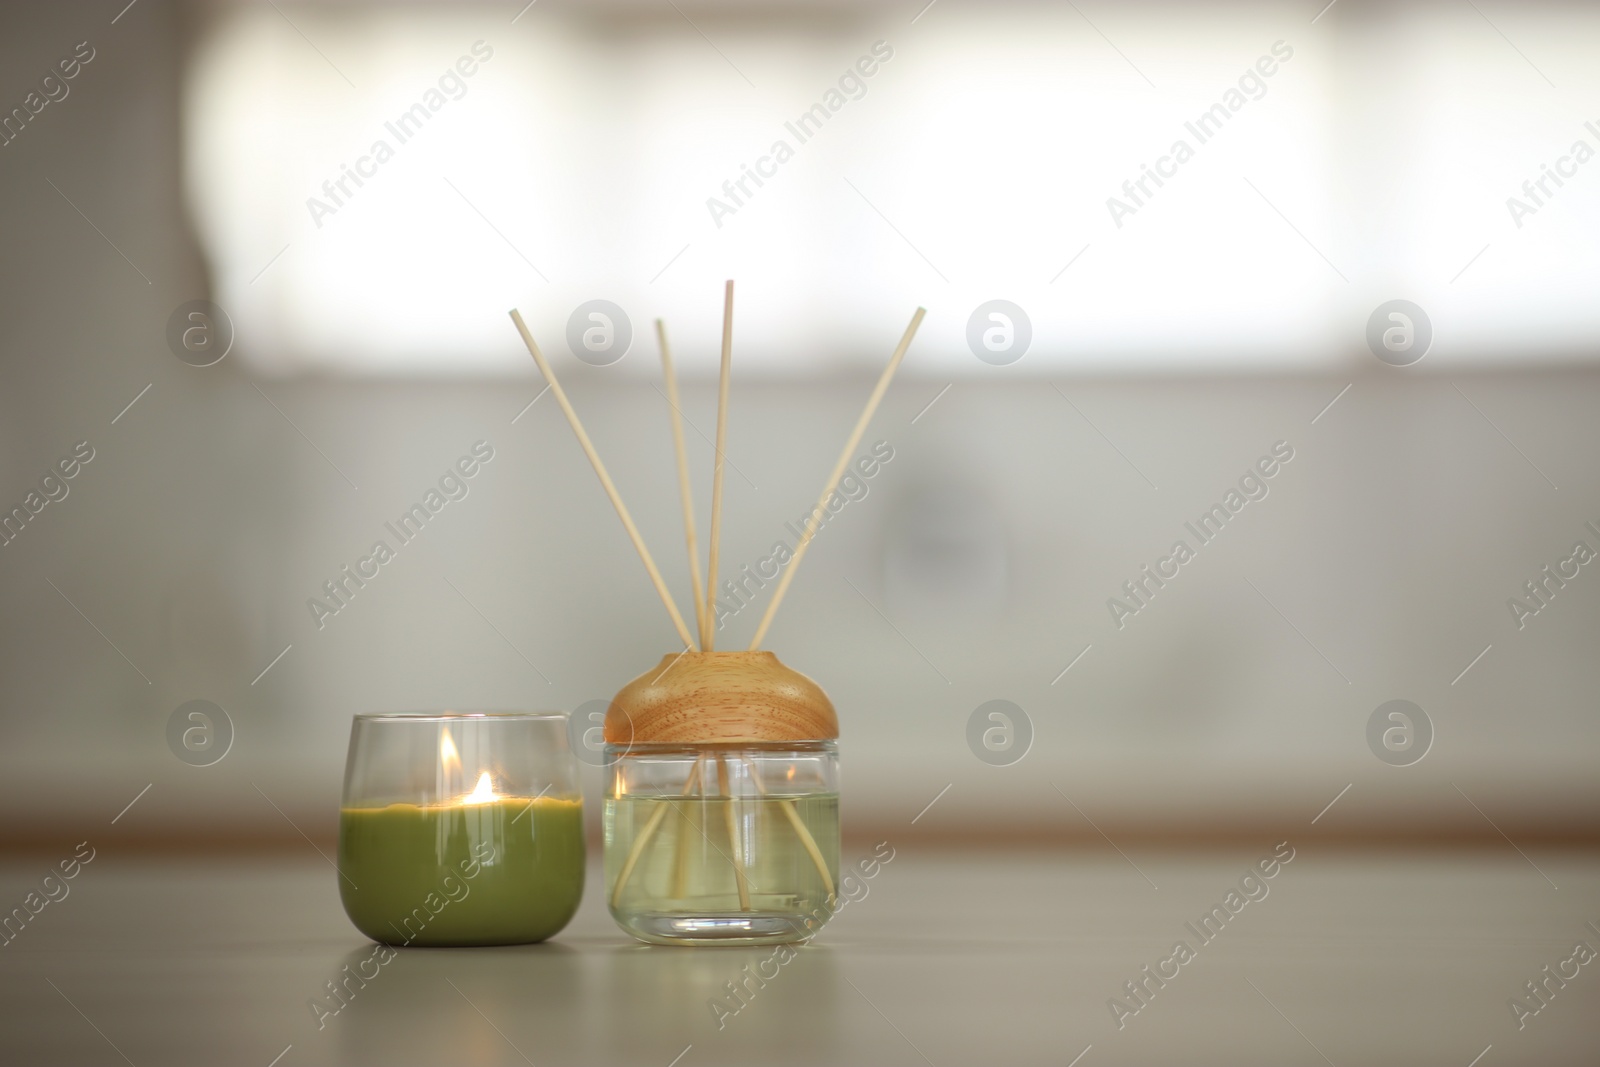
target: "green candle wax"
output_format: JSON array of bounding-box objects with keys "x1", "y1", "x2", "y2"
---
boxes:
[{"x1": 337, "y1": 796, "x2": 584, "y2": 946}]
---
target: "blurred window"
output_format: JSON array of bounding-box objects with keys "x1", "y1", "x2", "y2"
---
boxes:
[{"x1": 185, "y1": 2, "x2": 1600, "y2": 376}]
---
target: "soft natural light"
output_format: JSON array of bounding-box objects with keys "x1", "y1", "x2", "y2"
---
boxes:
[{"x1": 183, "y1": 3, "x2": 1600, "y2": 376}]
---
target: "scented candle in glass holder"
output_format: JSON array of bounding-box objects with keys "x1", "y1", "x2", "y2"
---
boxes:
[{"x1": 337, "y1": 712, "x2": 584, "y2": 947}]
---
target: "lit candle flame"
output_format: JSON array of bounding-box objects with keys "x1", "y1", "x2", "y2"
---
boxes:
[{"x1": 462, "y1": 770, "x2": 497, "y2": 805}]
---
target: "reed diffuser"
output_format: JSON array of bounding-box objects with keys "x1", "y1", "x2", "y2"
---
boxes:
[{"x1": 509, "y1": 284, "x2": 922, "y2": 944}]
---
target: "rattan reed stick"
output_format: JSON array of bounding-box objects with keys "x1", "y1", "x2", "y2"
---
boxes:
[
  {"x1": 671, "y1": 754, "x2": 704, "y2": 900},
  {"x1": 747, "y1": 307, "x2": 926, "y2": 650},
  {"x1": 509, "y1": 309, "x2": 695, "y2": 649},
  {"x1": 704, "y1": 281, "x2": 735, "y2": 651},
  {"x1": 716, "y1": 754, "x2": 752, "y2": 910},
  {"x1": 656, "y1": 320, "x2": 707, "y2": 647}
]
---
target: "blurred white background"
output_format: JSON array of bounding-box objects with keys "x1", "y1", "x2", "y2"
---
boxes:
[
  {"x1": 186, "y1": 1, "x2": 1600, "y2": 376},
  {"x1": 1, "y1": 0, "x2": 1597, "y2": 847}
]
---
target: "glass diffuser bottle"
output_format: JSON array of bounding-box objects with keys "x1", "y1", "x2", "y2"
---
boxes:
[
  {"x1": 504, "y1": 284, "x2": 922, "y2": 946},
  {"x1": 604, "y1": 651, "x2": 840, "y2": 946}
]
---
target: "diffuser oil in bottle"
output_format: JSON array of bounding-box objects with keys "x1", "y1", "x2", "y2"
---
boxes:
[{"x1": 604, "y1": 744, "x2": 840, "y2": 945}]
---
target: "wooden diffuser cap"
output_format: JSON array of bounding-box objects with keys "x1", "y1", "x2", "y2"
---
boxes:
[{"x1": 605, "y1": 651, "x2": 838, "y2": 744}]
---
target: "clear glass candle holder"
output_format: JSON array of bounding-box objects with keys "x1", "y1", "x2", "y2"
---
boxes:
[
  {"x1": 604, "y1": 741, "x2": 840, "y2": 946},
  {"x1": 338, "y1": 712, "x2": 584, "y2": 947}
]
